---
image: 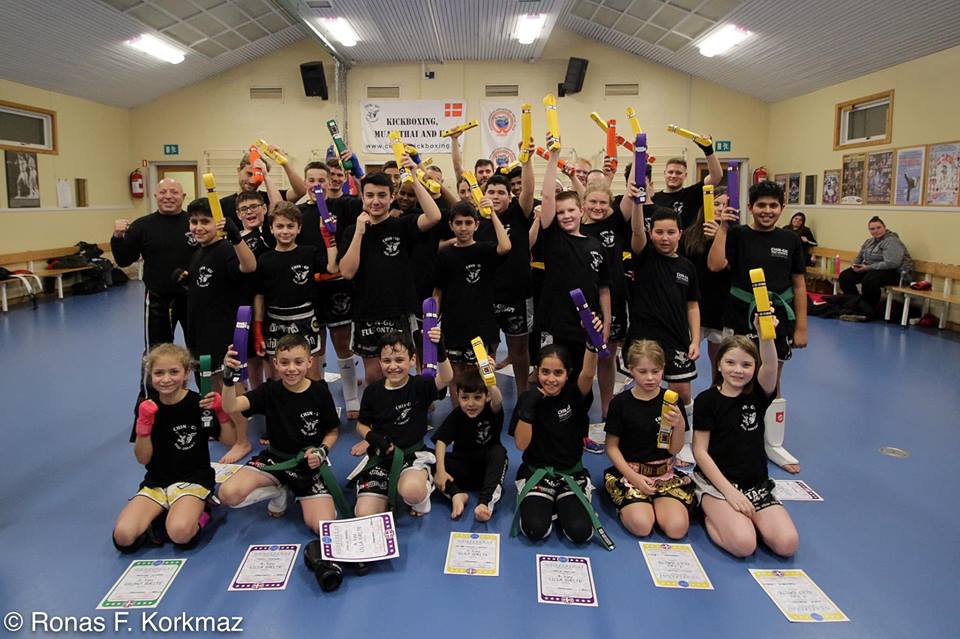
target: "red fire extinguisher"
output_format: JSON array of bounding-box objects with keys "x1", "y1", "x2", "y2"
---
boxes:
[
  {"x1": 130, "y1": 169, "x2": 145, "y2": 198},
  {"x1": 752, "y1": 166, "x2": 768, "y2": 184}
]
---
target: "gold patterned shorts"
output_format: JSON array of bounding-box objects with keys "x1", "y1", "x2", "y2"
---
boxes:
[
  {"x1": 603, "y1": 463, "x2": 694, "y2": 509},
  {"x1": 136, "y1": 482, "x2": 211, "y2": 509}
]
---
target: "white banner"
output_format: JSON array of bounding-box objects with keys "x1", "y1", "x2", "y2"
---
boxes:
[
  {"x1": 360, "y1": 100, "x2": 465, "y2": 155},
  {"x1": 481, "y1": 101, "x2": 523, "y2": 167}
]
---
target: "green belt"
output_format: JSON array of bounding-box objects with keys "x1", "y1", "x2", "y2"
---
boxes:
[
  {"x1": 259, "y1": 446, "x2": 353, "y2": 518},
  {"x1": 730, "y1": 285, "x2": 796, "y2": 328},
  {"x1": 510, "y1": 462, "x2": 615, "y2": 551},
  {"x1": 349, "y1": 441, "x2": 426, "y2": 512}
]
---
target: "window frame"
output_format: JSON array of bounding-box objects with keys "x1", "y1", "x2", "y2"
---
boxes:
[
  {"x1": 0, "y1": 99, "x2": 58, "y2": 155},
  {"x1": 833, "y1": 90, "x2": 894, "y2": 151}
]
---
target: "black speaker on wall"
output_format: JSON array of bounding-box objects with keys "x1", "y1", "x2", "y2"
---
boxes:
[
  {"x1": 558, "y1": 57, "x2": 588, "y2": 97},
  {"x1": 300, "y1": 61, "x2": 329, "y2": 100}
]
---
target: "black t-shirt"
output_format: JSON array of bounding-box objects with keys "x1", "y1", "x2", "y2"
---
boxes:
[
  {"x1": 431, "y1": 404, "x2": 504, "y2": 455},
  {"x1": 243, "y1": 379, "x2": 340, "y2": 456},
  {"x1": 240, "y1": 229, "x2": 271, "y2": 304},
  {"x1": 256, "y1": 245, "x2": 324, "y2": 309},
  {"x1": 143, "y1": 390, "x2": 219, "y2": 490},
  {"x1": 680, "y1": 239, "x2": 731, "y2": 331},
  {"x1": 297, "y1": 200, "x2": 325, "y2": 250},
  {"x1": 342, "y1": 215, "x2": 422, "y2": 320},
  {"x1": 537, "y1": 223, "x2": 610, "y2": 341},
  {"x1": 723, "y1": 226, "x2": 805, "y2": 334},
  {"x1": 435, "y1": 241, "x2": 501, "y2": 347},
  {"x1": 653, "y1": 181, "x2": 704, "y2": 229},
  {"x1": 581, "y1": 213, "x2": 630, "y2": 304},
  {"x1": 186, "y1": 240, "x2": 244, "y2": 356},
  {"x1": 475, "y1": 199, "x2": 530, "y2": 302},
  {"x1": 693, "y1": 385, "x2": 774, "y2": 487},
  {"x1": 110, "y1": 211, "x2": 196, "y2": 297},
  {"x1": 604, "y1": 388, "x2": 688, "y2": 464},
  {"x1": 628, "y1": 243, "x2": 699, "y2": 346},
  {"x1": 359, "y1": 375, "x2": 441, "y2": 449},
  {"x1": 328, "y1": 195, "x2": 363, "y2": 249},
  {"x1": 400, "y1": 208, "x2": 443, "y2": 305},
  {"x1": 512, "y1": 382, "x2": 589, "y2": 470}
]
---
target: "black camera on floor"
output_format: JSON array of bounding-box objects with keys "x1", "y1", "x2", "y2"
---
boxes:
[{"x1": 304, "y1": 540, "x2": 343, "y2": 592}]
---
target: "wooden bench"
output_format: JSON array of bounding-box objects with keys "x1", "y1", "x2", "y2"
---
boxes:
[
  {"x1": 883, "y1": 260, "x2": 960, "y2": 328},
  {"x1": 0, "y1": 243, "x2": 112, "y2": 311},
  {"x1": 809, "y1": 247, "x2": 859, "y2": 294}
]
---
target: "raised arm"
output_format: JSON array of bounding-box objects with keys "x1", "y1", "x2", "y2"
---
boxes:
[
  {"x1": 518, "y1": 152, "x2": 535, "y2": 217},
  {"x1": 629, "y1": 189, "x2": 648, "y2": 254},
  {"x1": 699, "y1": 138, "x2": 723, "y2": 186},
  {"x1": 539, "y1": 148, "x2": 559, "y2": 229},
  {"x1": 338, "y1": 215, "x2": 368, "y2": 280},
  {"x1": 491, "y1": 207, "x2": 512, "y2": 256},
  {"x1": 451, "y1": 131, "x2": 465, "y2": 183},
  {"x1": 409, "y1": 156, "x2": 442, "y2": 231},
  {"x1": 707, "y1": 208, "x2": 735, "y2": 272}
]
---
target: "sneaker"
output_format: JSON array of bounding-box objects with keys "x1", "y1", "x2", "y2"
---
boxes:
[
  {"x1": 583, "y1": 437, "x2": 605, "y2": 454},
  {"x1": 267, "y1": 487, "x2": 289, "y2": 517},
  {"x1": 839, "y1": 314, "x2": 867, "y2": 322}
]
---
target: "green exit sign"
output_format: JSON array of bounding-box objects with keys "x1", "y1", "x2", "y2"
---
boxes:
[
  {"x1": 163, "y1": 144, "x2": 179, "y2": 155},
  {"x1": 715, "y1": 140, "x2": 732, "y2": 152}
]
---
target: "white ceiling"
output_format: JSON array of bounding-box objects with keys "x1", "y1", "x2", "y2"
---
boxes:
[{"x1": 1, "y1": 0, "x2": 960, "y2": 108}]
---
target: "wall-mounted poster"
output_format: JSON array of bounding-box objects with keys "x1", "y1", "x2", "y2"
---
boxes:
[
  {"x1": 804, "y1": 175, "x2": 816, "y2": 205},
  {"x1": 841, "y1": 154, "x2": 866, "y2": 202},
  {"x1": 774, "y1": 173, "x2": 788, "y2": 195},
  {"x1": 787, "y1": 173, "x2": 801, "y2": 204},
  {"x1": 4, "y1": 151, "x2": 41, "y2": 208},
  {"x1": 866, "y1": 150, "x2": 894, "y2": 204},
  {"x1": 822, "y1": 170, "x2": 840, "y2": 204},
  {"x1": 924, "y1": 142, "x2": 960, "y2": 206},
  {"x1": 894, "y1": 146, "x2": 924, "y2": 206}
]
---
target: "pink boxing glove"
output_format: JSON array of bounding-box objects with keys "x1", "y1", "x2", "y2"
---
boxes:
[
  {"x1": 136, "y1": 400, "x2": 159, "y2": 438},
  {"x1": 209, "y1": 392, "x2": 231, "y2": 424}
]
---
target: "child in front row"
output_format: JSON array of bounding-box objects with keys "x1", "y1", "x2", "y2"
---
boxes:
[
  {"x1": 432, "y1": 369, "x2": 509, "y2": 522},
  {"x1": 113, "y1": 344, "x2": 236, "y2": 553},
  {"x1": 604, "y1": 340, "x2": 693, "y2": 539},
  {"x1": 511, "y1": 317, "x2": 608, "y2": 547},
  {"x1": 353, "y1": 329, "x2": 453, "y2": 517},
  {"x1": 219, "y1": 334, "x2": 342, "y2": 535},
  {"x1": 692, "y1": 329, "x2": 800, "y2": 558}
]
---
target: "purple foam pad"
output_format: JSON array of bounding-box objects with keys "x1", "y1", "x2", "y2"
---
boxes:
[
  {"x1": 569, "y1": 288, "x2": 611, "y2": 359},
  {"x1": 422, "y1": 298, "x2": 439, "y2": 378},
  {"x1": 634, "y1": 133, "x2": 648, "y2": 205},
  {"x1": 727, "y1": 162, "x2": 740, "y2": 212},
  {"x1": 234, "y1": 306, "x2": 252, "y2": 381},
  {"x1": 313, "y1": 185, "x2": 336, "y2": 234}
]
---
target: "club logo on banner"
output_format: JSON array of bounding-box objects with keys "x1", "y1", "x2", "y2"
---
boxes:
[
  {"x1": 482, "y1": 101, "x2": 522, "y2": 167},
  {"x1": 361, "y1": 100, "x2": 464, "y2": 154}
]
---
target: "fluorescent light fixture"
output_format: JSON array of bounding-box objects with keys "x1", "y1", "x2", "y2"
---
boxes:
[
  {"x1": 515, "y1": 13, "x2": 546, "y2": 44},
  {"x1": 319, "y1": 17, "x2": 359, "y2": 47},
  {"x1": 126, "y1": 33, "x2": 185, "y2": 64},
  {"x1": 698, "y1": 24, "x2": 752, "y2": 58}
]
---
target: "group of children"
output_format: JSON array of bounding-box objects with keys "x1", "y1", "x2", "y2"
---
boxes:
[{"x1": 112, "y1": 129, "x2": 807, "y2": 564}]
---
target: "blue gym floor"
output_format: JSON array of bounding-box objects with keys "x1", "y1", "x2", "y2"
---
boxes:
[{"x1": 2, "y1": 282, "x2": 958, "y2": 638}]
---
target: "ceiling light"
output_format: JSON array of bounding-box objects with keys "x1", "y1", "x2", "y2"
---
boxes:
[
  {"x1": 126, "y1": 33, "x2": 185, "y2": 64},
  {"x1": 515, "y1": 14, "x2": 546, "y2": 44},
  {"x1": 319, "y1": 17, "x2": 359, "y2": 47},
  {"x1": 698, "y1": 24, "x2": 752, "y2": 58}
]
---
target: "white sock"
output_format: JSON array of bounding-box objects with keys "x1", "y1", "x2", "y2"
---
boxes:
[{"x1": 338, "y1": 356, "x2": 360, "y2": 407}]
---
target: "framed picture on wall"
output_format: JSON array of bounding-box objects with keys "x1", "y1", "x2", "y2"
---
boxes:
[
  {"x1": 787, "y1": 173, "x2": 801, "y2": 204},
  {"x1": 774, "y1": 173, "x2": 788, "y2": 195},
  {"x1": 804, "y1": 174, "x2": 817, "y2": 205},
  {"x1": 924, "y1": 141, "x2": 960, "y2": 206},
  {"x1": 866, "y1": 150, "x2": 894, "y2": 204},
  {"x1": 841, "y1": 153, "x2": 866, "y2": 202},
  {"x1": 4, "y1": 150, "x2": 41, "y2": 208},
  {"x1": 822, "y1": 169, "x2": 840, "y2": 204},
  {"x1": 894, "y1": 146, "x2": 925, "y2": 206}
]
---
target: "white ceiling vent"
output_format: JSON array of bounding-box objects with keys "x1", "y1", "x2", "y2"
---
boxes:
[
  {"x1": 485, "y1": 84, "x2": 520, "y2": 97},
  {"x1": 604, "y1": 83, "x2": 639, "y2": 96},
  {"x1": 249, "y1": 87, "x2": 283, "y2": 100},
  {"x1": 367, "y1": 86, "x2": 400, "y2": 98}
]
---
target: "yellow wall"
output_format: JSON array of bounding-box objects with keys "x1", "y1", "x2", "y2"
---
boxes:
[
  {"x1": 0, "y1": 79, "x2": 134, "y2": 252},
  {"x1": 767, "y1": 45, "x2": 960, "y2": 266}
]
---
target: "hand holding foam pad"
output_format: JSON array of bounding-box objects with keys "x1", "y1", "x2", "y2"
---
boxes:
[
  {"x1": 750, "y1": 268, "x2": 777, "y2": 341},
  {"x1": 440, "y1": 120, "x2": 479, "y2": 137},
  {"x1": 326, "y1": 119, "x2": 353, "y2": 172},
  {"x1": 415, "y1": 169, "x2": 441, "y2": 194},
  {"x1": 658, "y1": 390, "x2": 679, "y2": 449},
  {"x1": 569, "y1": 288, "x2": 610, "y2": 359},
  {"x1": 535, "y1": 147, "x2": 576, "y2": 179},
  {"x1": 472, "y1": 337, "x2": 496, "y2": 387},
  {"x1": 199, "y1": 355, "x2": 213, "y2": 396},
  {"x1": 255, "y1": 138, "x2": 287, "y2": 165},
  {"x1": 727, "y1": 162, "x2": 740, "y2": 210},
  {"x1": 605, "y1": 120, "x2": 619, "y2": 173},
  {"x1": 463, "y1": 170, "x2": 492, "y2": 219},
  {"x1": 543, "y1": 94, "x2": 561, "y2": 151},
  {"x1": 388, "y1": 131, "x2": 414, "y2": 186},
  {"x1": 703, "y1": 184, "x2": 715, "y2": 223},
  {"x1": 202, "y1": 173, "x2": 225, "y2": 237},
  {"x1": 313, "y1": 185, "x2": 336, "y2": 235},
  {"x1": 233, "y1": 306, "x2": 252, "y2": 382},
  {"x1": 519, "y1": 103, "x2": 533, "y2": 163},
  {"x1": 666, "y1": 124, "x2": 712, "y2": 147},
  {"x1": 248, "y1": 145, "x2": 264, "y2": 187},
  {"x1": 403, "y1": 144, "x2": 422, "y2": 166},
  {"x1": 633, "y1": 133, "x2": 648, "y2": 205},
  {"x1": 422, "y1": 298, "x2": 439, "y2": 379}
]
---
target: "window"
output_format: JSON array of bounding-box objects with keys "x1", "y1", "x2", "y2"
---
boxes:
[
  {"x1": 0, "y1": 100, "x2": 57, "y2": 154},
  {"x1": 834, "y1": 90, "x2": 893, "y2": 150}
]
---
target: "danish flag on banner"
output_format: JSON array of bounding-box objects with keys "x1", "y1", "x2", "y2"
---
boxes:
[{"x1": 444, "y1": 102, "x2": 463, "y2": 118}]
